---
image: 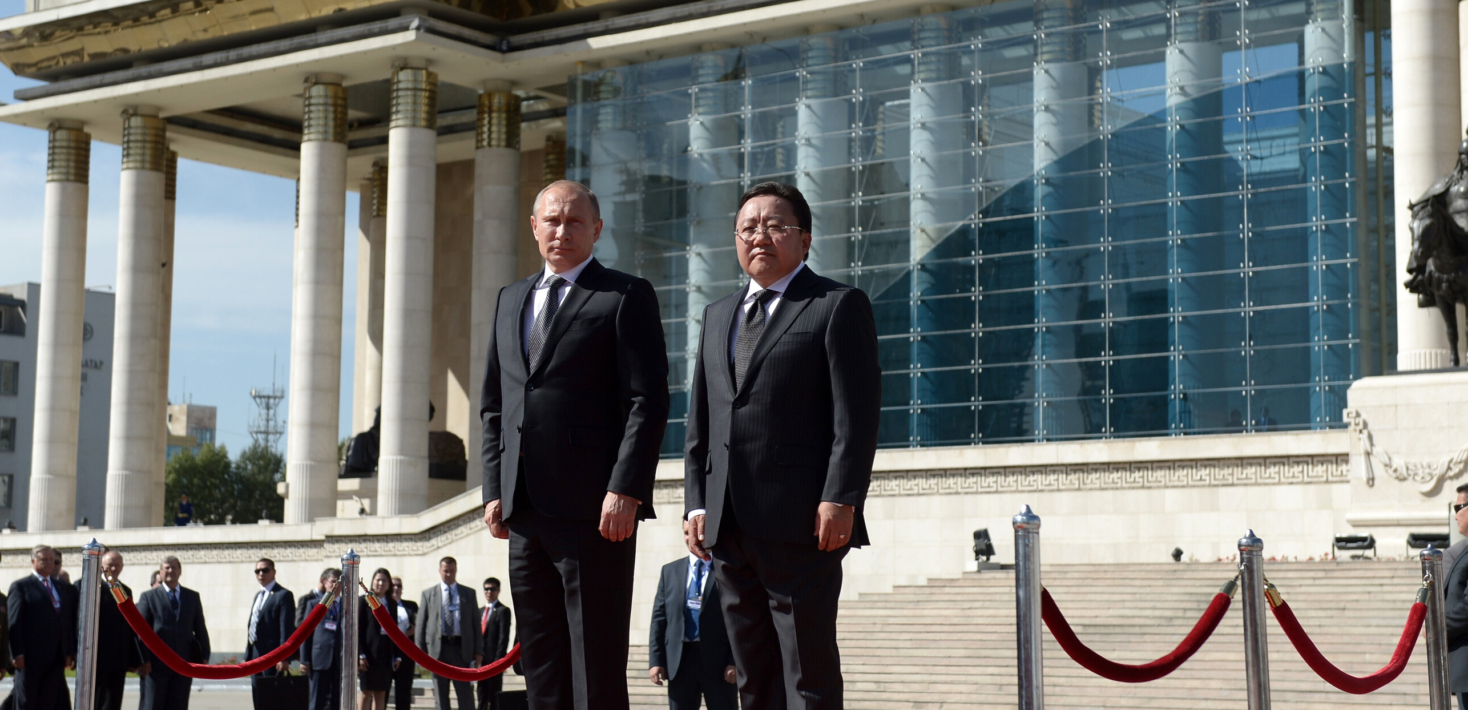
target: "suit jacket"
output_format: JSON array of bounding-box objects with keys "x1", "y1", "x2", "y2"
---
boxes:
[
  {"x1": 299, "y1": 595, "x2": 342, "y2": 669},
  {"x1": 0, "y1": 590, "x2": 10, "y2": 671},
  {"x1": 78, "y1": 576, "x2": 142, "y2": 674},
  {"x1": 360, "y1": 595, "x2": 401, "y2": 666},
  {"x1": 399, "y1": 598, "x2": 419, "y2": 636},
  {"x1": 416, "y1": 582, "x2": 482, "y2": 660},
  {"x1": 480, "y1": 258, "x2": 671, "y2": 521},
  {"x1": 648, "y1": 557, "x2": 731, "y2": 681},
  {"x1": 136, "y1": 584, "x2": 210, "y2": 666},
  {"x1": 246, "y1": 582, "x2": 296, "y2": 656},
  {"x1": 685, "y1": 266, "x2": 882, "y2": 547},
  {"x1": 296, "y1": 589, "x2": 320, "y2": 627},
  {"x1": 480, "y1": 601, "x2": 512, "y2": 661},
  {"x1": 1446, "y1": 543, "x2": 1468, "y2": 690},
  {"x1": 7, "y1": 575, "x2": 79, "y2": 667}
]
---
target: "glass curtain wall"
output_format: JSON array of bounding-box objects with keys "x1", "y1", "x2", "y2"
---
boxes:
[{"x1": 566, "y1": 0, "x2": 1391, "y2": 455}]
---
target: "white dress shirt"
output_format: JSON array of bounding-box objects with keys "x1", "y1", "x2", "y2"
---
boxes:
[
  {"x1": 522, "y1": 256, "x2": 595, "y2": 359},
  {"x1": 727, "y1": 262, "x2": 804, "y2": 363}
]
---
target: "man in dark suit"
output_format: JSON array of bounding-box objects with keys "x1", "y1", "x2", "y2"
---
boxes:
[
  {"x1": 389, "y1": 577, "x2": 418, "y2": 710},
  {"x1": 85, "y1": 550, "x2": 144, "y2": 710},
  {"x1": 137, "y1": 555, "x2": 212, "y2": 710},
  {"x1": 8, "y1": 544, "x2": 78, "y2": 710},
  {"x1": 296, "y1": 568, "x2": 330, "y2": 627},
  {"x1": 299, "y1": 570, "x2": 342, "y2": 710},
  {"x1": 245, "y1": 557, "x2": 295, "y2": 686},
  {"x1": 648, "y1": 528, "x2": 737, "y2": 710},
  {"x1": 1444, "y1": 482, "x2": 1468, "y2": 706},
  {"x1": 477, "y1": 577, "x2": 512, "y2": 710},
  {"x1": 684, "y1": 182, "x2": 881, "y2": 710},
  {"x1": 416, "y1": 557, "x2": 483, "y2": 710},
  {"x1": 480, "y1": 179, "x2": 670, "y2": 710}
]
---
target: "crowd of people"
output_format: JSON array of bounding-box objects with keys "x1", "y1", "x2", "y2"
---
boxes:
[{"x1": 0, "y1": 546, "x2": 516, "y2": 710}]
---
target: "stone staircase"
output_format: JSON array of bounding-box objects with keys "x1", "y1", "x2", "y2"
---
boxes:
[{"x1": 419, "y1": 562, "x2": 1436, "y2": 709}]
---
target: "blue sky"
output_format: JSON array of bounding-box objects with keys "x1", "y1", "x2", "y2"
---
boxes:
[{"x1": 0, "y1": 0, "x2": 361, "y2": 456}]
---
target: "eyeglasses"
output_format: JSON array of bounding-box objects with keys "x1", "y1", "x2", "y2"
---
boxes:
[
  {"x1": 1455, "y1": 503, "x2": 1468, "y2": 514},
  {"x1": 735, "y1": 224, "x2": 803, "y2": 244},
  {"x1": 484, "y1": 587, "x2": 499, "y2": 593},
  {"x1": 254, "y1": 568, "x2": 272, "y2": 575}
]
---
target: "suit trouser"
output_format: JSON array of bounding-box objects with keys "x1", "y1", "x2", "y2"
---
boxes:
[
  {"x1": 432, "y1": 642, "x2": 475, "y2": 710},
  {"x1": 141, "y1": 667, "x2": 194, "y2": 710},
  {"x1": 308, "y1": 668, "x2": 338, "y2": 710},
  {"x1": 668, "y1": 642, "x2": 738, "y2": 710},
  {"x1": 508, "y1": 508, "x2": 637, "y2": 710},
  {"x1": 476, "y1": 673, "x2": 503, "y2": 710},
  {"x1": 95, "y1": 668, "x2": 127, "y2": 710},
  {"x1": 712, "y1": 514, "x2": 847, "y2": 710},
  {"x1": 390, "y1": 660, "x2": 417, "y2": 710},
  {"x1": 14, "y1": 659, "x2": 66, "y2": 710}
]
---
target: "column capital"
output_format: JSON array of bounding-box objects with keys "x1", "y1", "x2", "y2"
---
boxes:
[
  {"x1": 120, "y1": 112, "x2": 167, "y2": 172},
  {"x1": 164, "y1": 149, "x2": 178, "y2": 201},
  {"x1": 303, "y1": 80, "x2": 348, "y2": 144},
  {"x1": 476, "y1": 90, "x2": 521, "y2": 150},
  {"x1": 389, "y1": 64, "x2": 438, "y2": 130},
  {"x1": 46, "y1": 123, "x2": 90, "y2": 184},
  {"x1": 542, "y1": 134, "x2": 566, "y2": 187},
  {"x1": 371, "y1": 161, "x2": 387, "y2": 218}
]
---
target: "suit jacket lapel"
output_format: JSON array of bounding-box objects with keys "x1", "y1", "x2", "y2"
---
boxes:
[
  {"x1": 711, "y1": 287, "x2": 743, "y2": 396},
  {"x1": 529, "y1": 260, "x2": 602, "y2": 378},
  {"x1": 506, "y1": 276, "x2": 536, "y2": 372},
  {"x1": 737, "y1": 266, "x2": 819, "y2": 395}
]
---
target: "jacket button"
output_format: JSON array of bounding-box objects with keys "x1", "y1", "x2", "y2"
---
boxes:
[
  {"x1": 733, "y1": 400, "x2": 745, "y2": 409},
  {"x1": 526, "y1": 384, "x2": 535, "y2": 391},
  {"x1": 723, "y1": 442, "x2": 729, "y2": 450},
  {"x1": 516, "y1": 426, "x2": 521, "y2": 433}
]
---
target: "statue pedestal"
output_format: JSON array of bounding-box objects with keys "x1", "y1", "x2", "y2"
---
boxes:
[{"x1": 1344, "y1": 370, "x2": 1468, "y2": 554}]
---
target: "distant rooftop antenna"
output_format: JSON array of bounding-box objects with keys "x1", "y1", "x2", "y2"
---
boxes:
[{"x1": 248, "y1": 354, "x2": 285, "y2": 454}]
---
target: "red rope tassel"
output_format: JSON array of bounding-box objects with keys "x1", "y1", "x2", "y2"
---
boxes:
[
  {"x1": 116, "y1": 589, "x2": 328, "y2": 680},
  {"x1": 1041, "y1": 588, "x2": 1232, "y2": 683},
  {"x1": 366, "y1": 596, "x2": 520, "y2": 682},
  {"x1": 1270, "y1": 600, "x2": 1425, "y2": 694}
]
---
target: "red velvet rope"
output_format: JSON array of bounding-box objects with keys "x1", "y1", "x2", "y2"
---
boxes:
[
  {"x1": 1041, "y1": 588, "x2": 1232, "y2": 683},
  {"x1": 1270, "y1": 600, "x2": 1425, "y2": 694},
  {"x1": 366, "y1": 598, "x2": 520, "y2": 682},
  {"x1": 115, "y1": 587, "x2": 328, "y2": 680}
]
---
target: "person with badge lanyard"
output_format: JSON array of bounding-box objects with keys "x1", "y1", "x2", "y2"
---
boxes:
[
  {"x1": 301, "y1": 570, "x2": 344, "y2": 710},
  {"x1": 648, "y1": 526, "x2": 737, "y2": 710}
]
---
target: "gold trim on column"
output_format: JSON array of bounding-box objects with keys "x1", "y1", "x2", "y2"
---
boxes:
[
  {"x1": 164, "y1": 150, "x2": 178, "y2": 201},
  {"x1": 121, "y1": 112, "x2": 167, "y2": 172},
  {"x1": 389, "y1": 66, "x2": 438, "y2": 130},
  {"x1": 476, "y1": 91, "x2": 521, "y2": 150},
  {"x1": 370, "y1": 161, "x2": 387, "y2": 219},
  {"x1": 302, "y1": 81, "x2": 348, "y2": 143},
  {"x1": 46, "y1": 123, "x2": 90, "y2": 184},
  {"x1": 542, "y1": 134, "x2": 566, "y2": 187}
]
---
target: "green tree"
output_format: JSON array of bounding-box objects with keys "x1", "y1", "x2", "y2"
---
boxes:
[{"x1": 163, "y1": 442, "x2": 286, "y2": 525}]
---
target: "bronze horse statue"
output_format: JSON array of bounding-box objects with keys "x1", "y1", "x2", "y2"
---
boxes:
[{"x1": 1406, "y1": 136, "x2": 1468, "y2": 367}]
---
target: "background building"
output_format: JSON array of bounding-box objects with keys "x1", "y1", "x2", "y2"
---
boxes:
[
  {"x1": 164, "y1": 402, "x2": 216, "y2": 461},
  {"x1": 0, "y1": 283, "x2": 114, "y2": 529}
]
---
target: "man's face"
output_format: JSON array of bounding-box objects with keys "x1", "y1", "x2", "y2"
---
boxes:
[
  {"x1": 101, "y1": 552, "x2": 124, "y2": 581},
  {"x1": 254, "y1": 561, "x2": 276, "y2": 587},
  {"x1": 160, "y1": 561, "x2": 181, "y2": 588},
  {"x1": 483, "y1": 581, "x2": 499, "y2": 605},
  {"x1": 31, "y1": 549, "x2": 58, "y2": 577},
  {"x1": 1455, "y1": 491, "x2": 1468, "y2": 537},
  {"x1": 391, "y1": 578, "x2": 404, "y2": 602},
  {"x1": 531, "y1": 187, "x2": 601, "y2": 272},
  {"x1": 735, "y1": 195, "x2": 809, "y2": 287},
  {"x1": 439, "y1": 561, "x2": 457, "y2": 586},
  {"x1": 181, "y1": 494, "x2": 189, "y2": 503},
  {"x1": 323, "y1": 575, "x2": 339, "y2": 594}
]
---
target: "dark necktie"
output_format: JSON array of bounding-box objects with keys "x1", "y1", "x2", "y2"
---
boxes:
[
  {"x1": 528, "y1": 275, "x2": 567, "y2": 371},
  {"x1": 169, "y1": 589, "x2": 180, "y2": 618},
  {"x1": 734, "y1": 290, "x2": 776, "y2": 389},
  {"x1": 685, "y1": 560, "x2": 705, "y2": 641},
  {"x1": 42, "y1": 577, "x2": 59, "y2": 611}
]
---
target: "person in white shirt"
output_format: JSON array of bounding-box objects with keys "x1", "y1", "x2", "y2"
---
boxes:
[
  {"x1": 244, "y1": 557, "x2": 296, "y2": 691},
  {"x1": 416, "y1": 557, "x2": 482, "y2": 710}
]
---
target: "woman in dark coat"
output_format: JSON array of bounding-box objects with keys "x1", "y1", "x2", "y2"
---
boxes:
[{"x1": 359, "y1": 567, "x2": 401, "y2": 710}]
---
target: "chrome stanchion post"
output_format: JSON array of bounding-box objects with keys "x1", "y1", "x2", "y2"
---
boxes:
[
  {"x1": 339, "y1": 549, "x2": 361, "y2": 710},
  {"x1": 1238, "y1": 530, "x2": 1271, "y2": 710},
  {"x1": 74, "y1": 539, "x2": 103, "y2": 710},
  {"x1": 1421, "y1": 545, "x2": 1451, "y2": 710},
  {"x1": 1014, "y1": 505, "x2": 1043, "y2": 710}
]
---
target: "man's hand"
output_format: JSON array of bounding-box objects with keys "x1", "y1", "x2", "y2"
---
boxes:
[
  {"x1": 11, "y1": 656, "x2": 22, "y2": 670},
  {"x1": 686, "y1": 516, "x2": 711, "y2": 561},
  {"x1": 139, "y1": 661, "x2": 151, "y2": 677},
  {"x1": 393, "y1": 659, "x2": 401, "y2": 671},
  {"x1": 815, "y1": 502, "x2": 855, "y2": 552},
  {"x1": 275, "y1": 660, "x2": 288, "y2": 674},
  {"x1": 724, "y1": 665, "x2": 737, "y2": 684},
  {"x1": 599, "y1": 492, "x2": 639, "y2": 542},
  {"x1": 65, "y1": 656, "x2": 76, "y2": 671},
  {"x1": 474, "y1": 653, "x2": 484, "y2": 666},
  {"x1": 484, "y1": 499, "x2": 508, "y2": 539},
  {"x1": 358, "y1": 658, "x2": 369, "y2": 672},
  {"x1": 301, "y1": 663, "x2": 311, "y2": 674},
  {"x1": 649, "y1": 666, "x2": 667, "y2": 686}
]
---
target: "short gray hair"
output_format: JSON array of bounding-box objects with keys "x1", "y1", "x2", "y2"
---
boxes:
[
  {"x1": 533, "y1": 180, "x2": 601, "y2": 222},
  {"x1": 30, "y1": 545, "x2": 56, "y2": 561},
  {"x1": 160, "y1": 555, "x2": 181, "y2": 569}
]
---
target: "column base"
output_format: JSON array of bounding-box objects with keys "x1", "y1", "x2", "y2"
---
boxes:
[
  {"x1": 104, "y1": 469, "x2": 155, "y2": 529},
  {"x1": 378, "y1": 454, "x2": 428, "y2": 517},
  {"x1": 1399, "y1": 348, "x2": 1454, "y2": 372},
  {"x1": 284, "y1": 459, "x2": 337, "y2": 524}
]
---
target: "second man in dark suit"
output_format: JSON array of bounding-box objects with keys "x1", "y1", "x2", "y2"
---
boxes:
[
  {"x1": 417, "y1": 557, "x2": 483, "y2": 710},
  {"x1": 245, "y1": 557, "x2": 295, "y2": 686},
  {"x1": 648, "y1": 527, "x2": 737, "y2": 710},
  {"x1": 481, "y1": 179, "x2": 670, "y2": 710},
  {"x1": 86, "y1": 550, "x2": 143, "y2": 710},
  {"x1": 685, "y1": 182, "x2": 881, "y2": 710},
  {"x1": 8, "y1": 544, "x2": 78, "y2": 710},
  {"x1": 138, "y1": 556, "x2": 212, "y2": 710},
  {"x1": 300, "y1": 569, "x2": 342, "y2": 710},
  {"x1": 477, "y1": 577, "x2": 512, "y2": 710}
]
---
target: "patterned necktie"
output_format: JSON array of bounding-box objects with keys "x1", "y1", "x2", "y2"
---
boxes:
[
  {"x1": 42, "y1": 577, "x2": 59, "y2": 611},
  {"x1": 685, "y1": 560, "x2": 705, "y2": 641},
  {"x1": 527, "y1": 275, "x2": 567, "y2": 371},
  {"x1": 248, "y1": 589, "x2": 266, "y2": 644},
  {"x1": 169, "y1": 588, "x2": 180, "y2": 618},
  {"x1": 734, "y1": 290, "x2": 777, "y2": 390}
]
